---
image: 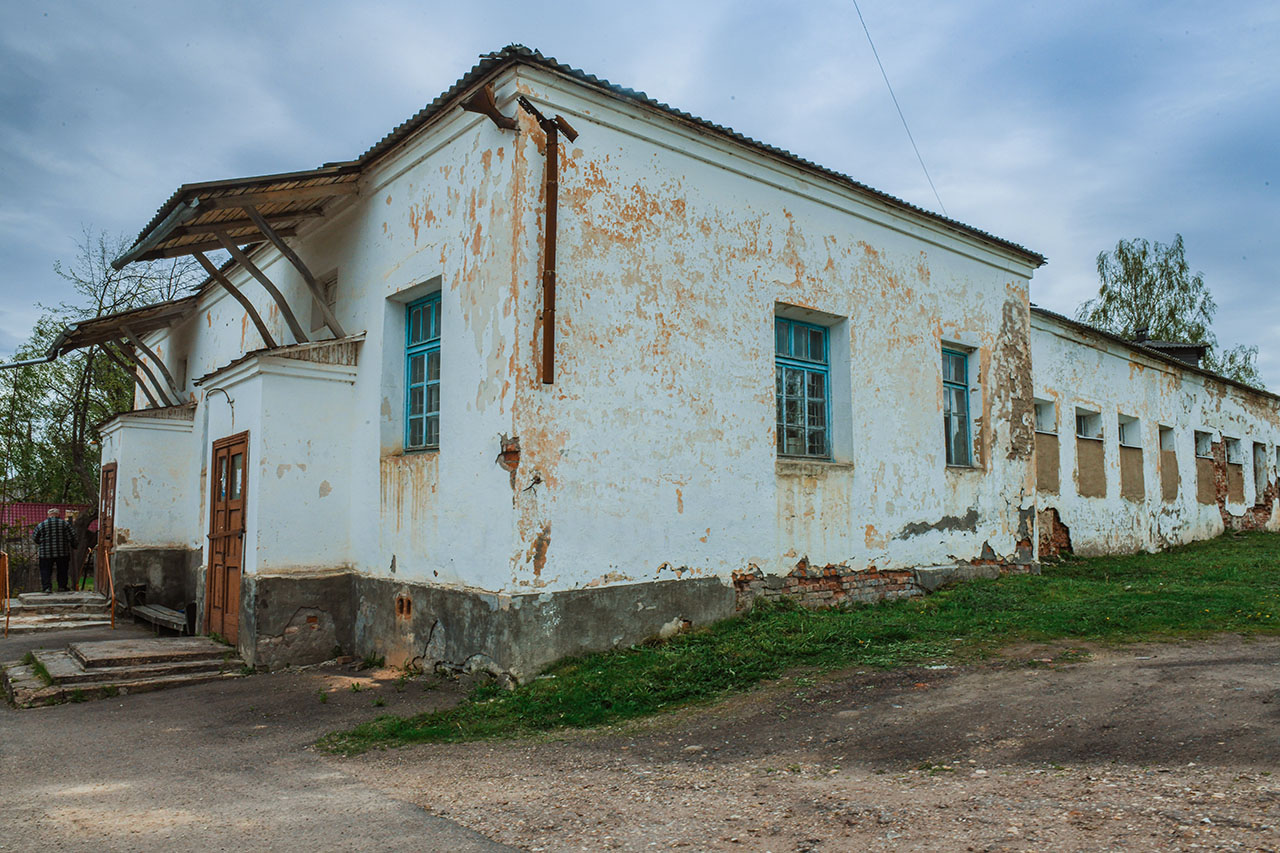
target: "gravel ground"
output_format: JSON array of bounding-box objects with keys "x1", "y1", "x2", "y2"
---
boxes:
[{"x1": 341, "y1": 635, "x2": 1280, "y2": 852}]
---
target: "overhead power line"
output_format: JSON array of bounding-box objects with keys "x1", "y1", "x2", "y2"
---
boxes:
[{"x1": 851, "y1": 0, "x2": 948, "y2": 217}]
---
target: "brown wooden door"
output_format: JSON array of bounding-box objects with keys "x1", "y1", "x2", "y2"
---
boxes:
[
  {"x1": 97, "y1": 463, "x2": 117, "y2": 593},
  {"x1": 206, "y1": 432, "x2": 247, "y2": 644}
]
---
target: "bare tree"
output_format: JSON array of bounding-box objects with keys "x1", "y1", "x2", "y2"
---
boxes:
[{"x1": 1, "y1": 229, "x2": 203, "y2": 580}]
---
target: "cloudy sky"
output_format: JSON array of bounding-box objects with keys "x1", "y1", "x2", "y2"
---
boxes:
[{"x1": 2, "y1": 0, "x2": 1277, "y2": 386}]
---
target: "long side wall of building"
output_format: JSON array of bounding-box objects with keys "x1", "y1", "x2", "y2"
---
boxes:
[{"x1": 1030, "y1": 310, "x2": 1280, "y2": 557}]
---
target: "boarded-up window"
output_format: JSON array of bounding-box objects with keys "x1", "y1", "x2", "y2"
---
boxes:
[
  {"x1": 1076, "y1": 436, "x2": 1105, "y2": 498},
  {"x1": 1158, "y1": 426, "x2": 1178, "y2": 502},
  {"x1": 1225, "y1": 437, "x2": 1244, "y2": 502},
  {"x1": 1196, "y1": 456, "x2": 1216, "y2": 505},
  {"x1": 1036, "y1": 432, "x2": 1059, "y2": 494},
  {"x1": 1120, "y1": 445, "x2": 1144, "y2": 502}
]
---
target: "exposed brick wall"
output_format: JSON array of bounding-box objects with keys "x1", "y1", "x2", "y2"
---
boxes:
[
  {"x1": 1037, "y1": 507, "x2": 1073, "y2": 560},
  {"x1": 733, "y1": 556, "x2": 1036, "y2": 611},
  {"x1": 1211, "y1": 440, "x2": 1278, "y2": 532}
]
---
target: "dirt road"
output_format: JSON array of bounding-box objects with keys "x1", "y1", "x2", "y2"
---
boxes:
[
  {"x1": 0, "y1": 625, "x2": 511, "y2": 853},
  {"x1": 3, "y1": 629, "x2": 1278, "y2": 851},
  {"x1": 343, "y1": 635, "x2": 1280, "y2": 852}
]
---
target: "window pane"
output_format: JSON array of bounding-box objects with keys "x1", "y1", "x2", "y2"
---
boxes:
[
  {"x1": 807, "y1": 400, "x2": 826, "y2": 429},
  {"x1": 427, "y1": 350, "x2": 440, "y2": 382},
  {"x1": 217, "y1": 458, "x2": 227, "y2": 500},
  {"x1": 776, "y1": 427, "x2": 785, "y2": 453},
  {"x1": 409, "y1": 386, "x2": 424, "y2": 416},
  {"x1": 807, "y1": 371, "x2": 825, "y2": 400},
  {"x1": 946, "y1": 414, "x2": 970, "y2": 466},
  {"x1": 785, "y1": 368, "x2": 803, "y2": 397},
  {"x1": 785, "y1": 398, "x2": 804, "y2": 426},
  {"x1": 410, "y1": 307, "x2": 423, "y2": 344},
  {"x1": 809, "y1": 329, "x2": 825, "y2": 364},
  {"x1": 426, "y1": 415, "x2": 439, "y2": 447},
  {"x1": 426, "y1": 385, "x2": 440, "y2": 415},
  {"x1": 943, "y1": 351, "x2": 966, "y2": 384},
  {"x1": 230, "y1": 453, "x2": 243, "y2": 500},
  {"x1": 410, "y1": 354, "x2": 424, "y2": 385},
  {"x1": 785, "y1": 427, "x2": 804, "y2": 455},
  {"x1": 429, "y1": 303, "x2": 440, "y2": 339},
  {"x1": 409, "y1": 417, "x2": 425, "y2": 448},
  {"x1": 807, "y1": 429, "x2": 827, "y2": 457},
  {"x1": 776, "y1": 366, "x2": 783, "y2": 396},
  {"x1": 793, "y1": 328, "x2": 809, "y2": 361},
  {"x1": 775, "y1": 320, "x2": 789, "y2": 355}
]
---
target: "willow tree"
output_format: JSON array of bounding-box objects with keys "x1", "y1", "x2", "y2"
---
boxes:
[{"x1": 1077, "y1": 234, "x2": 1262, "y2": 388}]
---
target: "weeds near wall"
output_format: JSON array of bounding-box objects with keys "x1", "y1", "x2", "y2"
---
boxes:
[{"x1": 318, "y1": 531, "x2": 1280, "y2": 754}]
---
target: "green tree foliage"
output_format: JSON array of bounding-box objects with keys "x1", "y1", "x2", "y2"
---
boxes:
[
  {"x1": 0, "y1": 230, "x2": 200, "y2": 511},
  {"x1": 1077, "y1": 234, "x2": 1262, "y2": 388}
]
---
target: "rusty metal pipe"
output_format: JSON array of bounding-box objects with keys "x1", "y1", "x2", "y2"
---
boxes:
[{"x1": 542, "y1": 121, "x2": 558, "y2": 385}]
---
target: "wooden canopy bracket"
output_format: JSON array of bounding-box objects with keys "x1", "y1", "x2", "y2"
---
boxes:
[
  {"x1": 112, "y1": 340, "x2": 176, "y2": 408},
  {"x1": 242, "y1": 205, "x2": 345, "y2": 338},
  {"x1": 194, "y1": 252, "x2": 278, "y2": 350},
  {"x1": 213, "y1": 232, "x2": 309, "y2": 344},
  {"x1": 120, "y1": 325, "x2": 184, "y2": 403},
  {"x1": 100, "y1": 342, "x2": 162, "y2": 409}
]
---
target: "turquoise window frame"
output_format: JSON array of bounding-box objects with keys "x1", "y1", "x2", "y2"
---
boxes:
[
  {"x1": 775, "y1": 317, "x2": 830, "y2": 458},
  {"x1": 942, "y1": 348, "x2": 971, "y2": 466},
  {"x1": 405, "y1": 294, "x2": 441, "y2": 451}
]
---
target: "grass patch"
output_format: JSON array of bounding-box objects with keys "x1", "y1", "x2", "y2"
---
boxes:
[
  {"x1": 22, "y1": 652, "x2": 54, "y2": 687},
  {"x1": 319, "y1": 531, "x2": 1280, "y2": 754}
]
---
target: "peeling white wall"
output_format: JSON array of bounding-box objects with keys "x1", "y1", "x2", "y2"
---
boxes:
[
  {"x1": 99, "y1": 413, "x2": 198, "y2": 552},
  {"x1": 108, "y1": 64, "x2": 1043, "y2": 603},
  {"x1": 1031, "y1": 311, "x2": 1280, "y2": 554}
]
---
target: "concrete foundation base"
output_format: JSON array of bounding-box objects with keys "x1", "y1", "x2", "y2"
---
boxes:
[
  {"x1": 109, "y1": 547, "x2": 202, "y2": 611},
  {"x1": 237, "y1": 571, "x2": 736, "y2": 682}
]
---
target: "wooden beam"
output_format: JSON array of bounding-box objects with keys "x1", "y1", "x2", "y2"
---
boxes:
[
  {"x1": 112, "y1": 341, "x2": 176, "y2": 407},
  {"x1": 194, "y1": 252, "x2": 277, "y2": 349},
  {"x1": 214, "y1": 231, "x2": 309, "y2": 344},
  {"x1": 100, "y1": 343, "x2": 161, "y2": 409},
  {"x1": 172, "y1": 210, "x2": 324, "y2": 238},
  {"x1": 199, "y1": 182, "x2": 358, "y2": 211},
  {"x1": 133, "y1": 229, "x2": 299, "y2": 263},
  {"x1": 243, "y1": 205, "x2": 345, "y2": 338},
  {"x1": 121, "y1": 325, "x2": 184, "y2": 403}
]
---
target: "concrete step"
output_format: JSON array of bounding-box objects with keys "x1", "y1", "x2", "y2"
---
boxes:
[
  {"x1": 3, "y1": 617, "x2": 114, "y2": 635},
  {"x1": 9, "y1": 593, "x2": 110, "y2": 616},
  {"x1": 31, "y1": 648, "x2": 236, "y2": 685},
  {"x1": 3, "y1": 664, "x2": 243, "y2": 708},
  {"x1": 2, "y1": 636, "x2": 247, "y2": 708},
  {"x1": 69, "y1": 637, "x2": 233, "y2": 669}
]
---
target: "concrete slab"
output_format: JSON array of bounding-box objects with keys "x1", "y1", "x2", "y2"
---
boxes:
[
  {"x1": 70, "y1": 636, "x2": 233, "y2": 668},
  {"x1": 16, "y1": 592, "x2": 107, "y2": 607}
]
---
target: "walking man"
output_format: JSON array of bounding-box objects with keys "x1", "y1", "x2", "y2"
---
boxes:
[{"x1": 32, "y1": 508, "x2": 77, "y2": 594}]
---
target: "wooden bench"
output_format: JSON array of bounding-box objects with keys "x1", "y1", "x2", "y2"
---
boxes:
[{"x1": 132, "y1": 604, "x2": 189, "y2": 634}]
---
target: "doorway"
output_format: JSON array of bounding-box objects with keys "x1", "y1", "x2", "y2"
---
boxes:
[
  {"x1": 206, "y1": 432, "x2": 247, "y2": 643},
  {"x1": 96, "y1": 462, "x2": 117, "y2": 592}
]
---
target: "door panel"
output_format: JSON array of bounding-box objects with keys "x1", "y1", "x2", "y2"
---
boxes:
[
  {"x1": 206, "y1": 432, "x2": 247, "y2": 644},
  {"x1": 97, "y1": 463, "x2": 117, "y2": 593}
]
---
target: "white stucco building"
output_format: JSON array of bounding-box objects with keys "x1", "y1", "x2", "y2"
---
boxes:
[{"x1": 46, "y1": 47, "x2": 1276, "y2": 677}]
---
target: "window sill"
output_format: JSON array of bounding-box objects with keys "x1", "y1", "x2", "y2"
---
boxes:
[
  {"x1": 945, "y1": 463, "x2": 981, "y2": 472},
  {"x1": 776, "y1": 457, "x2": 853, "y2": 475},
  {"x1": 1034, "y1": 430, "x2": 1058, "y2": 437},
  {"x1": 1075, "y1": 435, "x2": 1103, "y2": 442},
  {"x1": 1119, "y1": 443, "x2": 1142, "y2": 450},
  {"x1": 402, "y1": 446, "x2": 439, "y2": 456}
]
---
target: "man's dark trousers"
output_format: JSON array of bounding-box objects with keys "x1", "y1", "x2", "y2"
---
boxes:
[{"x1": 39, "y1": 555, "x2": 71, "y2": 593}]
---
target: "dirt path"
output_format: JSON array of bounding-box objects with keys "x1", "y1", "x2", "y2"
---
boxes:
[
  {"x1": 342, "y1": 635, "x2": 1280, "y2": 852},
  {"x1": 0, "y1": 626, "x2": 513, "y2": 852}
]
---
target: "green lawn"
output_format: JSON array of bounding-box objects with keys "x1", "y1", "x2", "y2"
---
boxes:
[{"x1": 318, "y1": 531, "x2": 1280, "y2": 754}]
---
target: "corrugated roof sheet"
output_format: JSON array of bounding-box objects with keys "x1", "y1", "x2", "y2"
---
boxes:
[
  {"x1": 126, "y1": 44, "x2": 1044, "y2": 268},
  {"x1": 1, "y1": 503, "x2": 97, "y2": 533},
  {"x1": 1030, "y1": 305, "x2": 1276, "y2": 402}
]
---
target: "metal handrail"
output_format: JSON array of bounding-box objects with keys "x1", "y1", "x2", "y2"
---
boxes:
[{"x1": 2, "y1": 550, "x2": 10, "y2": 638}]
